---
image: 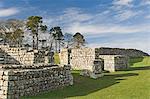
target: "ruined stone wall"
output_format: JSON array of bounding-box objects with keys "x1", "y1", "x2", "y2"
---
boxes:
[
  {"x1": 114, "y1": 56, "x2": 128, "y2": 70},
  {"x1": 99, "y1": 55, "x2": 128, "y2": 72},
  {"x1": 0, "y1": 45, "x2": 51, "y2": 65},
  {"x1": 59, "y1": 48, "x2": 96, "y2": 70},
  {"x1": 0, "y1": 65, "x2": 73, "y2": 99},
  {"x1": 59, "y1": 49, "x2": 68, "y2": 65},
  {"x1": 60, "y1": 48, "x2": 128, "y2": 72},
  {"x1": 59, "y1": 48, "x2": 103, "y2": 79}
]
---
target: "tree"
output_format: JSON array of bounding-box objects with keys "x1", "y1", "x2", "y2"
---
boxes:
[
  {"x1": 0, "y1": 19, "x2": 25, "y2": 46},
  {"x1": 12, "y1": 29, "x2": 24, "y2": 47},
  {"x1": 64, "y1": 33, "x2": 73, "y2": 48},
  {"x1": 73, "y1": 32, "x2": 85, "y2": 48},
  {"x1": 26, "y1": 16, "x2": 47, "y2": 49},
  {"x1": 49, "y1": 26, "x2": 63, "y2": 52},
  {"x1": 39, "y1": 39, "x2": 47, "y2": 48}
]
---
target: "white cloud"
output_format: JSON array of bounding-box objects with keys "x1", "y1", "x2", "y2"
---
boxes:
[
  {"x1": 114, "y1": 10, "x2": 141, "y2": 21},
  {"x1": 43, "y1": 7, "x2": 149, "y2": 35},
  {"x1": 60, "y1": 8, "x2": 93, "y2": 22},
  {"x1": 113, "y1": 0, "x2": 133, "y2": 6},
  {"x1": 65, "y1": 22, "x2": 150, "y2": 35},
  {"x1": 42, "y1": 7, "x2": 150, "y2": 54},
  {"x1": 88, "y1": 37, "x2": 150, "y2": 54},
  {"x1": 43, "y1": 7, "x2": 93, "y2": 28},
  {"x1": 141, "y1": 0, "x2": 150, "y2": 5},
  {"x1": 0, "y1": 8, "x2": 19, "y2": 17}
]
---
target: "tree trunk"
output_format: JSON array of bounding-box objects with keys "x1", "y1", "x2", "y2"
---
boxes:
[
  {"x1": 58, "y1": 40, "x2": 60, "y2": 53},
  {"x1": 33, "y1": 35, "x2": 35, "y2": 49},
  {"x1": 77, "y1": 42, "x2": 80, "y2": 48},
  {"x1": 55, "y1": 40, "x2": 57, "y2": 52},
  {"x1": 49, "y1": 39, "x2": 54, "y2": 52},
  {"x1": 36, "y1": 27, "x2": 39, "y2": 50},
  {"x1": 36, "y1": 33, "x2": 38, "y2": 50}
]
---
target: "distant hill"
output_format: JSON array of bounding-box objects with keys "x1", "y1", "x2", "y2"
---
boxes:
[{"x1": 96, "y1": 47, "x2": 149, "y2": 57}]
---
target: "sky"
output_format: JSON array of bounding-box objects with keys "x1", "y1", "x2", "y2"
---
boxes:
[{"x1": 0, "y1": 0, "x2": 150, "y2": 53}]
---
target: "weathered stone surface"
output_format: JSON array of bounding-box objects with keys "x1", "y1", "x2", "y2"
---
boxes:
[
  {"x1": 60, "y1": 48, "x2": 128, "y2": 73},
  {"x1": 99, "y1": 55, "x2": 128, "y2": 72},
  {"x1": 0, "y1": 65, "x2": 73, "y2": 99},
  {"x1": 59, "y1": 48, "x2": 96, "y2": 70},
  {"x1": 0, "y1": 45, "x2": 53, "y2": 66},
  {"x1": 60, "y1": 48, "x2": 103, "y2": 79}
]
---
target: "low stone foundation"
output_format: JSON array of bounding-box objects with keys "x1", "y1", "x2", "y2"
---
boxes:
[
  {"x1": 80, "y1": 59, "x2": 104, "y2": 79},
  {"x1": 0, "y1": 65, "x2": 73, "y2": 99},
  {"x1": 99, "y1": 55, "x2": 128, "y2": 72}
]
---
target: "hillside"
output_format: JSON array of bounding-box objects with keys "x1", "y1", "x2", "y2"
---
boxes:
[{"x1": 96, "y1": 47, "x2": 149, "y2": 57}]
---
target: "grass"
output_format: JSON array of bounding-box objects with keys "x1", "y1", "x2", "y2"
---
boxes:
[
  {"x1": 54, "y1": 53, "x2": 60, "y2": 64},
  {"x1": 129, "y1": 56, "x2": 150, "y2": 67},
  {"x1": 22, "y1": 57, "x2": 150, "y2": 99}
]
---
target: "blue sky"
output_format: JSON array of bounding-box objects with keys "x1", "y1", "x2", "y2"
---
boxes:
[{"x1": 0, "y1": 0, "x2": 150, "y2": 53}]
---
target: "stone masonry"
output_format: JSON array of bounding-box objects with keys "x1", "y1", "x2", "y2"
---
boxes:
[
  {"x1": 59, "y1": 48, "x2": 128, "y2": 73},
  {"x1": 0, "y1": 64, "x2": 73, "y2": 99},
  {"x1": 0, "y1": 45, "x2": 73, "y2": 99},
  {"x1": 99, "y1": 55, "x2": 128, "y2": 72},
  {"x1": 0, "y1": 45, "x2": 51, "y2": 65},
  {"x1": 60, "y1": 48, "x2": 96, "y2": 70},
  {"x1": 59, "y1": 48, "x2": 103, "y2": 78}
]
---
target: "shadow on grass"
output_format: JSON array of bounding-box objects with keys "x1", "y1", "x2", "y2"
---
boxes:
[
  {"x1": 120, "y1": 66, "x2": 150, "y2": 71},
  {"x1": 22, "y1": 72, "x2": 138, "y2": 99},
  {"x1": 129, "y1": 57, "x2": 144, "y2": 66}
]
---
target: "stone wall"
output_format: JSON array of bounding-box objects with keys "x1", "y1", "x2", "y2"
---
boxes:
[
  {"x1": 96, "y1": 47, "x2": 149, "y2": 57},
  {"x1": 60, "y1": 48, "x2": 128, "y2": 73},
  {"x1": 59, "y1": 49, "x2": 68, "y2": 66},
  {"x1": 59, "y1": 48, "x2": 96, "y2": 70},
  {"x1": 99, "y1": 55, "x2": 128, "y2": 72},
  {"x1": 0, "y1": 65, "x2": 73, "y2": 99},
  {"x1": 59, "y1": 48, "x2": 103, "y2": 78},
  {"x1": 0, "y1": 45, "x2": 52, "y2": 65}
]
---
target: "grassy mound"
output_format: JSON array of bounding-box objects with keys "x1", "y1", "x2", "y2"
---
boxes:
[{"x1": 129, "y1": 56, "x2": 150, "y2": 67}]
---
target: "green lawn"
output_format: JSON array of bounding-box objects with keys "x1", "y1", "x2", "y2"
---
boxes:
[
  {"x1": 22, "y1": 57, "x2": 150, "y2": 99},
  {"x1": 54, "y1": 53, "x2": 60, "y2": 64},
  {"x1": 129, "y1": 56, "x2": 150, "y2": 67}
]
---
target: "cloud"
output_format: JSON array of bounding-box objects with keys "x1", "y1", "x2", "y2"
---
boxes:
[
  {"x1": 145, "y1": 15, "x2": 150, "y2": 19},
  {"x1": 44, "y1": 8, "x2": 93, "y2": 27},
  {"x1": 43, "y1": 7, "x2": 149, "y2": 35},
  {"x1": 88, "y1": 35, "x2": 150, "y2": 54},
  {"x1": 111, "y1": 0, "x2": 142, "y2": 21},
  {"x1": 0, "y1": 8, "x2": 19, "y2": 17},
  {"x1": 61, "y1": 8, "x2": 93, "y2": 22},
  {"x1": 114, "y1": 10, "x2": 141, "y2": 21},
  {"x1": 65, "y1": 22, "x2": 150, "y2": 35},
  {"x1": 141, "y1": 0, "x2": 150, "y2": 5},
  {"x1": 42, "y1": 7, "x2": 150, "y2": 54},
  {"x1": 113, "y1": 0, "x2": 133, "y2": 6}
]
